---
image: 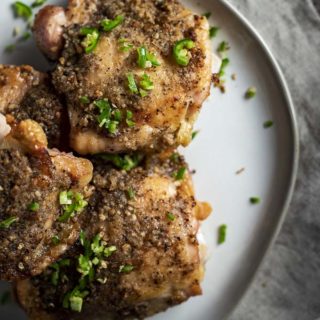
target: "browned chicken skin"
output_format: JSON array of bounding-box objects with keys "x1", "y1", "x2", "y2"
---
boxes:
[
  {"x1": 0, "y1": 64, "x2": 65, "y2": 148},
  {"x1": 33, "y1": 0, "x2": 213, "y2": 155},
  {"x1": 0, "y1": 119, "x2": 93, "y2": 281},
  {"x1": 16, "y1": 153, "x2": 211, "y2": 319}
]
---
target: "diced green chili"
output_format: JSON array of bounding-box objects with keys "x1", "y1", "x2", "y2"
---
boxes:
[
  {"x1": 12, "y1": 1, "x2": 32, "y2": 20},
  {"x1": 0, "y1": 217, "x2": 18, "y2": 229},
  {"x1": 80, "y1": 27, "x2": 100, "y2": 54},
  {"x1": 31, "y1": 0, "x2": 46, "y2": 8},
  {"x1": 218, "y1": 224, "x2": 227, "y2": 244},
  {"x1": 127, "y1": 73, "x2": 139, "y2": 94},
  {"x1": 173, "y1": 39, "x2": 195, "y2": 66},
  {"x1": 101, "y1": 15, "x2": 124, "y2": 32},
  {"x1": 209, "y1": 26, "x2": 219, "y2": 38}
]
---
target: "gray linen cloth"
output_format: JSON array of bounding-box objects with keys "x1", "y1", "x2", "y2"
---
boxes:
[{"x1": 228, "y1": 1, "x2": 320, "y2": 319}]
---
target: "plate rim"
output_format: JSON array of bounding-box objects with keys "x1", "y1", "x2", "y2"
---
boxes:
[{"x1": 216, "y1": 0, "x2": 300, "y2": 318}]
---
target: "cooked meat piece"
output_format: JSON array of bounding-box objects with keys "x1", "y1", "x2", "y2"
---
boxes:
[
  {"x1": 33, "y1": 0, "x2": 213, "y2": 154},
  {"x1": 33, "y1": 1, "x2": 97, "y2": 60},
  {"x1": 0, "y1": 65, "x2": 66, "y2": 148},
  {"x1": 0, "y1": 119, "x2": 93, "y2": 281},
  {"x1": 16, "y1": 153, "x2": 211, "y2": 319},
  {"x1": 0, "y1": 113, "x2": 11, "y2": 141},
  {"x1": 0, "y1": 65, "x2": 42, "y2": 109},
  {"x1": 32, "y1": 6, "x2": 68, "y2": 61}
]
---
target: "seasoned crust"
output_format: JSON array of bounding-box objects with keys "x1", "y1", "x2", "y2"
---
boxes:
[
  {"x1": 39, "y1": 0, "x2": 213, "y2": 154},
  {"x1": 0, "y1": 65, "x2": 42, "y2": 111},
  {"x1": 0, "y1": 64, "x2": 66, "y2": 149},
  {"x1": 0, "y1": 121, "x2": 93, "y2": 281},
  {"x1": 16, "y1": 154, "x2": 209, "y2": 319}
]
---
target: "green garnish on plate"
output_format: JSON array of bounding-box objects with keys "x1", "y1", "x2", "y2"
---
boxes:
[{"x1": 218, "y1": 224, "x2": 227, "y2": 245}]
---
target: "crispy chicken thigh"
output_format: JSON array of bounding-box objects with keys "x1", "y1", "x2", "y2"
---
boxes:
[
  {"x1": 34, "y1": 0, "x2": 213, "y2": 154},
  {"x1": 0, "y1": 118, "x2": 93, "y2": 281},
  {"x1": 16, "y1": 153, "x2": 211, "y2": 319},
  {"x1": 0, "y1": 64, "x2": 65, "y2": 148}
]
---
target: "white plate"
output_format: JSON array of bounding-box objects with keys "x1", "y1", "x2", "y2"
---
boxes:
[{"x1": 0, "y1": 0, "x2": 299, "y2": 319}]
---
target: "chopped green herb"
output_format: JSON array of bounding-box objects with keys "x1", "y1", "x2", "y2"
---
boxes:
[
  {"x1": 12, "y1": 1, "x2": 32, "y2": 20},
  {"x1": 59, "y1": 259, "x2": 71, "y2": 268},
  {"x1": 202, "y1": 12, "x2": 211, "y2": 18},
  {"x1": 101, "y1": 15, "x2": 124, "y2": 32},
  {"x1": 0, "y1": 291, "x2": 10, "y2": 305},
  {"x1": 31, "y1": 0, "x2": 46, "y2": 8},
  {"x1": 127, "y1": 73, "x2": 139, "y2": 94},
  {"x1": 92, "y1": 257, "x2": 99, "y2": 265},
  {"x1": 139, "y1": 89, "x2": 148, "y2": 97},
  {"x1": 52, "y1": 235, "x2": 60, "y2": 245},
  {"x1": 52, "y1": 232, "x2": 117, "y2": 313},
  {"x1": 170, "y1": 152, "x2": 179, "y2": 163},
  {"x1": 218, "y1": 57, "x2": 230, "y2": 77},
  {"x1": 107, "y1": 121, "x2": 118, "y2": 134},
  {"x1": 74, "y1": 193, "x2": 88, "y2": 212},
  {"x1": 174, "y1": 167, "x2": 187, "y2": 181},
  {"x1": 100, "y1": 153, "x2": 143, "y2": 171},
  {"x1": 91, "y1": 234, "x2": 105, "y2": 256},
  {"x1": 113, "y1": 109, "x2": 122, "y2": 122},
  {"x1": 0, "y1": 217, "x2": 17, "y2": 229},
  {"x1": 167, "y1": 212, "x2": 175, "y2": 221},
  {"x1": 69, "y1": 296, "x2": 83, "y2": 313},
  {"x1": 264, "y1": 120, "x2": 274, "y2": 128},
  {"x1": 127, "y1": 187, "x2": 135, "y2": 200},
  {"x1": 28, "y1": 201, "x2": 39, "y2": 212},
  {"x1": 50, "y1": 259, "x2": 70, "y2": 286},
  {"x1": 146, "y1": 51, "x2": 161, "y2": 67},
  {"x1": 59, "y1": 190, "x2": 73, "y2": 205},
  {"x1": 173, "y1": 39, "x2": 195, "y2": 66},
  {"x1": 250, "y1": 197, "x2": 261, "y2": 204},
  {"x1": 79, "y1": 230, "x2": 86, "y2": 246},
  {"x1": 217, "y1": 41, "x2": 230, "y2": 53},
  {"x1": 137, "y1": 46, "x2": 147, "y2": 68},
  {"x1": 245, "y1": 87, "x2": 257, "y2": 99},
  {"x1": 209, "y1": 26, "x2": 219, "y2": 38},
  {"x1": 104, "y1": 245, "x2": 117, "y2": 257},
  {"x1": 80, "y1": 231, "x2": 91, "y2": 258},
  {"x1": 140, "y1": 73, "x2": 154, "y2": 91},
  {"x1": 95, "y1": 99, "x2": 111, "y2": 127},
  {"x1": 50, "y1": 268, "x2": 59, "y2": 286},
  {"x1": 137, "y1": 46, "x2": 160, "y2": 68},
  {"x1": 119, "y1": 264, "x2": 134, "y2": 273},
  {"x1": 126, "y1": 110, "x2": 135, "y2": 127},
  {"x1": 20, "y1": 31, "x2": 31, "y2": 41},
  {"x1": 63, "y1": 288, "x2": 89, "y2": 312},
  {"x1": 118, "y1": 38, "x2": 133, "y2": 52},
  {"x1": 218, "y1": 224, "x2": 227, "y2": 245},
  {"x1": 77, "y1": 254, "x2": 92, "y2": 277},
  {"x1": 80, "y1": 96, "x2": 90, "y2": 104},
  {"x1": 80, "y1": 27, "x2": 100, "y2": 54},
  {"x1": 192, "y1": 130, "x2": 199, "y2": 140},
  {"x1": 4, "y1": 44, "x2": 15, "y2": 53},
  {"x1": 94, "y1": 99, "x2": 120, "y2": 134},
  {"x1": 58, "y1": 191, "x2": 88, "y2": 222}
]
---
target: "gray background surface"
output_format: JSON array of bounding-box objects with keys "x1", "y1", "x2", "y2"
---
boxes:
[{"x1": 228, "y1": 1, "x2": 320, "y2": 320}]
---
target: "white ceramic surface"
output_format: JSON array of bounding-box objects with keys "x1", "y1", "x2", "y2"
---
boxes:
[{"x1": 0, "y1": 0, "x2": 298, "y2": 319}]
